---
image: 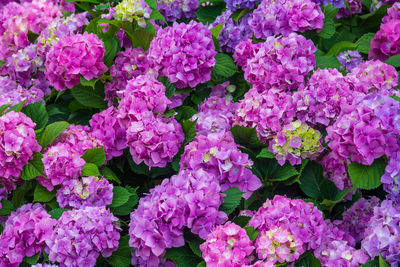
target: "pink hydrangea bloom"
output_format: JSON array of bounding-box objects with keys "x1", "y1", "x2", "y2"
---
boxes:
[
  {"x1": 369, "y1": 19, "x2": 400, "y2": 61},
  {"x1": 233, "y1": 40, "x2": 262, "y2": 68},
  {"x1": 180, "y1": 131, "x2": 262, "y2": 198},
  {"x1": 314, "y1": 220, "x2": 369, "y2": 267},
  {"x1": 255, "y1": 226, "x2": 304, "y2": 264},
  {"x1": 148, "y1": 20, "x2": 216, "y2": 89},
  {"x1": 320, "y1": 152, "x2": 351, "y2": 190},
  {"x1": 45, "y1": 32, "x2": 107, "y2": 91},
  {"x1": 56, "y1": 176, "x2": 114, "y2": 209},
  {"x1": 0, "y1": 187, "x2": 6, "y2": 209},
  {"x1": 294, "y1": 68, "x2": 353, "y2": 127},
  {"x1": 46, "y1": 207, "x2": 121, "y2": 267},
  {"x1": 104, "y1": 48, "x2": 152, "y2": 104},
  {"x1": 382, "y1": 2, "x2": 400, "y2": 23},
  {"x1": 126, "y1": 112, "x2": 184, "y2": 168},
  {"x1": 200, "y1": 222, "x2": 254, "y2": 267},
  {"x1": 346, "y1": 60, "x2": 398, "y2": 96},
  {"x1": 249, "y1": 195, "x2": 326, "y2": 251},
  {"x1": 336, "y1": 0, "x2": 362, "y2": 18},
  {"x1": 0, "y1": 76, "x2": 45, "y2": 107},
  {"x1": 0, "y1": 204, "x2": 56, "y2": 266},
  {"x1": 243, "y1": 33, "x2": 316, "y2": 90},
  {"x1": 382, "y1": 151, "x2": 400, "y2": 204},
  {"x1": 249, "y1": 0, "x2": 324, "y2": 39},
  {"x1": 0, "y1": 111, "x2": 41, "y2": 191},
  {"x1": 157, "y1": 0, "x2": 198, "y2": 22},
  {"x1": 89, "y1": 106, "x2": 127, "y2": 160}
]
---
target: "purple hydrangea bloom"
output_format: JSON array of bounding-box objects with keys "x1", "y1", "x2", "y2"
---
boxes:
[
  {"x1": 361, "y1": 200, "x2": 400, "y2": 266},
  {"x1": 249, "y1": 195, "x2": 326, "y2": 251},
  {"x1": 294, "y1": 68, "x2": 353, "y2": 127},
  {"x1": 180, "y1": 131, "x2": 262, "y2": 198},
  {"x1": 167, "y1": 92, "x2": 189, "y2": 110},
  {"x1": 148, "y1": 21, "x2": 216, "y2": 89},
  {"x1": 337, "y1": 50, "x2": 363, "y2": 72},
  {"x1": 0, "y1": 187, "x2": 6, "y2": 209},
  {"x1": 0, "y1": 204, "x2": 56, "y2": 266},
  {"x1": 0, "y1": 76, "x2": 45, "y2": 107},
  {"x1": 104, "y1": 48, "x2": 152, "y2": 105},
  {"x1": 382, "y1": 152, "x2": 400, "y2": 204},
  {"x1": 89, "y1": 106, "x2": 127, "y2": 161},
  {"x1": 225, "y1": 0, "x2": 259, "y2": 11},
  {"x1": 346, "y1": 60, "x2": 399, "y2": 96},
  {"x1": 243, "y1": 33, "x2": 316, "y2": 90},
  {"x1": 0, "y1": 111, "x2": 41, "y2": 191},
  {"x1": 336, "y1": 0, "x2": 363, "y2": 18},
  {"x1": 233, "y1": 40, "x2": 262, "y2": 68},
  {"x1": 383, "y1": 3, "x2": 400, "y2": 23},
  {"x1": 129, "y1": 169, "x2": 227, "y2": 266},
  {"x1": 312, "y1": 0, "x2": 345, "y2": 8},
  {"x1": 314, "y1": 220, "x2": 369, "y2": 267},
  {"x1": 369, "y1": 19, "x2": 400, "y2": 61},
  {"x1": 200, "y1": 222, "x2": 254, "y2": 267},
  {"x1": 46, "y1": 207, "x2": 121, "y2": 267},
  {"x1": 320, "y1": 152, "x2": 351, "y2": 190},
  {"x1": 45, "y1": 32, "x2": 108, "y2": 91},
  {"x1": 249, "y1": 0, "x2": 324, "y2": 39},
  {"x1": 342, "y1": 197, "x2": 380, "y2": 243},
  {"x1": 157, "y1": 0, "x2": 198, "y2": 22},
  {"x1": 56, "y1": 176, "x2": 114, "y2": 209}
]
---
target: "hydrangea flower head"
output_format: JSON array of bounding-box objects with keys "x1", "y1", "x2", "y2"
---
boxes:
[
  {"x1": 0, "y1": 76, "x2": 45, "y2": 107},
  {"x1": 46, "y1": 207, "x2": 121, "y2": 267},
  {"x1": 233, "y1": 39, "x2": 262, "y2": 68},
  {"x1": 0, "y1": 204, "x2": 56, "y2": 266},
  {"x1": 337, "y1": 50, "x2": 363, "y2": 72},
  {"x1": 45, "y1": 32, "x2": 107, "y2": 91},
  {"x1": 381, "y1": 151, "x2": 400, "y2": 204},
  {"x1": 157, "y1": 0, "x2": 198, "y2": 21},
  {"x1": 115, "y1": 0, "x2": 151, "y2": 27},
  {"x1": 148, "y1": 21, "x2": 216, "y2": 89},
  {"x1": 369, "y1": 19, "x2": 400, "y2": 61},
  {"x1": 269, "y1": 120, "x2": 323, "y2": 166},
  {"x1": 0, "y1": 111, "x2": 41, "y2": 191},
  {"x1": 225, "y1": 0, "x2": 259, "y2": 11},
  {"x1": 383, "y1": 2, "x2": 400, "y2": 23},
  {"x1": 336, "y1": 0, "x2": 362, "y2": 18},
  {"x1": 320, "y1": 152, "x2": 351, "y2": 190},
  {"x1": 56, "y1": 176, "x2": 114, "y2": 209}
]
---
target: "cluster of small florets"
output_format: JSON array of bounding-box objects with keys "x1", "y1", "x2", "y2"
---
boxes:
[
  {"x1": 382, "y1": 152, "x2": 400, "y2": 204},
  {"x1": 148, "y1": 21, "x2": 216, "y2": 89},
  {"x1": 312, "y1": 0, "x2": 345, "y2": 8},
  {"x1": 210, "y1": 10, "x2": 252, "y2": 53},
  {"x1": 336, "y1": 0, "x2": 363, "y2": 18},
  {"x1": 361, "y1": 200, "x2": 400, "y2": 266},
  {"x1": 233, "y1": 40, "x2": 262, "y2": 68},
  {"x1": 0, "y1": 204, "x2": 56, "y2": 266},
  {"x1": 320, "y1": 152, "x2": 351, "y2": 190},
  {"x1": 117, "y1": 75, "x2": 184, "y2": 168},
  {"x1": 249, "y1": 0, "x2": 324, "y2": 39},
  {"x1": 45, "y1": 32, "x2": 108, "y2": 91},
  {"x1": 369, "y1": 3, "x2": 400, "y2": 61},
  {"x1": 326, "y1": 94, "x2": 399, "y2": 165},
  {"x1": 225, "y1": 0, "x2": 259, "y2": 11},
  {"x1": 115, "y1": 0, "x2": 151, "y2": 27},
  {"x1": 294, "y1": 68, "x2": 353, "y2": 127},
  {"x1": 346, "y1": 60, "x2": 399, "y2": 96},
  {"x1": 46, "y1": 207, "x2": 121, "y2": 267},
  {"x1": 90, "y1": 107, "x2": 127, "y2": 160},
  {"x1": 0, "y1": 76, "x2": 45, "y2": 107},
  {"x1": 241, "y1": 33, "x2": 317, "y2": 90},
  {"x1": 0, "y1": 111, "x2": 41, "y2": 191},
  {"x1": 129, "y1": 169, "x2": 227, "y2": 266},
  {"x1": 56, "y1": 176, "x2": 114, "y2": 209},
  {"x1": 157, "y1": 0, "x2": 199, "y2": 21},
  {"x1": 314, "y1": 220, "x2": 369, "y2": 267},
  {"x1": 180, "y1": 131, "x2": 262, "y2": 198},
  {"x1": 269, "y1": 120, "x2": 323, "y2": 166},
  {"x1": 104, "y1": 47, "x2": 152, "y2": 104},
  {"x1": 337, "y1": 50, "x2": 363, "y2": 72},
  {"x1": 0, "y1": 187, "x2": 6, "y2": 209},
  {"x1": 200, "y1": 222, "x2": 254, "y2": 267}
]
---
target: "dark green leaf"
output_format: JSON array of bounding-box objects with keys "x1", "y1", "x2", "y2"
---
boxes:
[
  {"x1": 80, "y1": 76, "x2": 98, "y2": 88},
  {"x1": 244, "y1": 226, "x2": 259, "y2": 241},
  {"x1": 110, "y1": 186, "x2": 130, "y2": 207},
  {"x1": 113, "y1": 186, "x2": 138, "y2": 216},
  {"x1": 164, "y1": 246, "x2": 202, "y2": 267},
  {"x1": 101, "y1": 167, "x2": 121, "y2": 184},
  {"x1": 82, "y1": 163, "x2": 100, "y2": 177},
  {"x1": 22, "y1": 101, "x2": 49, "y2": 129},
  {"x1": 212, "y1": 53, "x2": 237, "y2": 78},
  {"x1": 196, "y1": 262, "x2": 206, "y2": 267},
  {"x1": 356, "y1": 33, "x2": 375, "y2": 54},
  {"x1": 385, "y1": 54, "x2": 400, "y2": 67},
  {"x1": 220, "y1": 187, "x2": 244, "y2": 216},
  {"x1": 295, "y1": 252, "x2": 322, "y2": 267},
  {"x1": 318, "y1": 19, "x2": 336, "y2": 39},
  {"x1": 348, "y1": 157, "x2": 386, "y2": 190},
  {"x1": 327, "y1": 41, "x2": 358, "y2": 56},
  {"x1": 103, "y1": 36, "x2": 121, "y2": 67},
  {"x1": 39, "y1": 121, "x2": 69, "y2": 148},
  {"x1": 130, "y1": 28, "x2": 154, "y2": 50},
  {"x1": 230, "y1": 125, "x2": 266, "y2": 151},
  {"x1": 20, "y1": 152, "x2": 44, "y2": 180},
  {"x1": 196, "y1": 3, "x2": 225, "y2": 23},
  {"x1": 24, "y1": 252, "x2": 40, "y2": 265},
  {"x1": 257, "y1": 148, "x2": 275, "y2": 159},
  {"x1": 12, "y1": 182, "x2": 32, "y2": 208},
  {"x1": 0, "y1": 199, "x2": 15, "y2": 216},
  {"x1": 323, "y1": 4, "x2": 338, "y2": 19},
  {"x1": 362, "y1": 258, "x2": 378, "y2": 267},
  {"x1": 150, "y1": 9, "x2": 167, "y2": 23},
  {"x1": 315, "y1": 53, "x2": 341, "y2": 69},
  {"x1": 71, "y1": 85, "x2": 107, "y2": 108},
  {"x1": 270, "y1": 163, "x2": 298, "y2": 181},
  {"x1": 49, "y1": 208, "x2": 68, "y2": 219},
  {"x1": 181, "y1": 119, "x2": 196, "y2": 145},
  {"x1": 33, "y1": 184, "x2": 56, "y2": 203},
  {"x1": 81, "y1": 147, "x2": 106, "y2": 166},
  {"x1": 106, "y1": 235, "x2": 132, "y2": 267},
  {"x1": 187, "y1": 238, "x2": 203, "y2": 258},
  {"x1": 158, "y1": 76, "x2": 177, "y2": 98},
  {"x1": 28, "y1": 31, "x2": 39, "y2": 43}
]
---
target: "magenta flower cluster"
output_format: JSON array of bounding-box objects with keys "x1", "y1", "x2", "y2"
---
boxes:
[
  {"x1": 45, "y1": 32, "x2": 107, "y2": 91},
  {"x1": 46, "y1": 206, "x2": 121, "y2": 267},
  {"x1": 157, "y1": 0, "x2": 198, "y2": 21},
  {"x1": 0, "y1": 76, "x2": 45, "y2": 107},
  {"x1": 249, "y1": 0, "x2": 324, "y2": 39},
  {"x1": 148, "y1": 21, "x2": 216, "y2": 89},
  {"x1": 0, "y1": 111, "x2": 41, "y2": 191}
]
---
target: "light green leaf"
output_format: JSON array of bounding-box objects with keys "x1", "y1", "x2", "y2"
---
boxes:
[
  {"x1": 101, "y1": 166, "x2": 121, "y2": 184},
  {"x1": 49, "y1": 208, "x2": 68, "y2": 219},
  {"x1": 110, "y1": 186, "x2": 131, "y2": 208},
  {"x1": 348, "y1": 157, "x2": 386, "y2": 190},
  {"x1": 39, "y1": 121, "x2": 69, "y2": 148},
  {"x1": 212, "y1": 53, "x2": 237, "y2": 78},
  {"x1": 220, "y1": 187, "x2": 244, "y2": 216},
  {"x1": 33, "y1": 184, "x2": 56, "y2": 203},
  {"x1": 20, "y1": 152, "x2": 44, "y2": 180},
  {"x1": 271, "y1": 163, "x2": 298, "y2": 181},
  {"x1": 244, "y1": 226, "x2": 259, "y2": 241},
  {"x1": 385, "y1": 54, "x2": 400, "y2": 67},
  {"x1": 82, "y1": 163, "x2": 100, "y2": 177},
  {"x1": 81, "y1": 147, "x2": 106, "y2": 166},
  {"x1": 257, "y1": 148, "x2": 275, "y2": 159},
  {"x1": 71, "y1": 85, "x2": 107, "y2": 109},
  {"x1": 318, "y1": 19, "x2": 336, "y2": 39},
  {"x1": 356, "y1": 33, "x2": 375, "y2": 54},
  {"x1": 22, "y1": 101, "x2": 49, "y2": 129}
]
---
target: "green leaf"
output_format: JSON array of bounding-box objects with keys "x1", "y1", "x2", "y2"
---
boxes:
[
  {"x1": 28, "y1": 30, "x2": 39, "y2": 43},
  {"x1": 0, "y1": 104, "x2": 11, "y2": 115},
  {"x1": 230, "y1": 125, "x2": 266, "y2": 151},
  {"x1": 144, "y1": 0, "x2": 157, "y2": 9},
  {"x1": 110, "y1": 186, "x2": 131, "y2": 208},
  {"x1": 232, "y1": 216, "x2": 251, "y2": 227},
  {"x1": 20, "y1": 152, "x2": 44, "y2": 180},
  {"x1": 164, "y1": 246, "x2": 202, "y2": 267},
  {"x1": 24, "y1": 252, "x2": 40, "y2": 265},
  {"x1": 181, "y1": 119, "x2": 197, "y2": 145},
  {"x1": 150, "y1": 9, "x2": 167, "y2": 23},
  {"x1": 212, "y1": 53, "x2": 237, "y2": 78},
  {"x1": 270, "y1": 163, "x2": 298, "y2": 181},
  {"x1": 130, "y1": 28, "x2": 154, "y2": 50},
  {"x1": 327, "y1": 41, "x2": 358, "y2": 56},
  {"x1": 257, "y1": 148, "x2": 275, "y2": 159},
  {"x1": 196, "y1": 262, "x2": 206, "y2": 267},
  {"x1": 244, "y1": 226, "x2": 259, "y2": 241},
  {"x1": 101, "y1": 167, "x2": 121, "y2": 184},
  {"x1": 71, "y1": 85, "x2": 107, "y2": 109},
  {"x1": 210, "y1": 24, "x2": 224, "y2": 39},
  {"x1": 295, "y1": 252, "x2": 322, "y2": 267},
  {"x1": 362, "y1": 258, "x2": 378, "y2": 267},
  {"x1": 318, "y1": 18, "x2": 336, "y2": 39},
  {"x1": 348, "y1": 157, "x2": 386, "y2": 190},
  {"x1": 231, "y1": 8, "x2": 250, "y2": 22},
  {"x1": 176, "y1": 106, "x2": 197, "y2": 120},
  {"x1": 49, "y1": 208, "x2": 68, "y2": 219},
  {"x1": 33, "y1": 184, "x2": 56, "y2": 203},
  {"x1": 196, "y1": 3, "x2": 225, "y2": 23},
  {"x1": 187, "y1": 238, "x2": 203, "y2": 258},
  {"x1": 356, "y1": 33, "x2": 375, "y2": 54},
  {"x1": 385, "y1": 54, "x2": 400, "y2": 67},
  {"x1": 113, "y1": 186, "x2": 138, "y2": 216},
  {"x1": 106, "y1": 235, "x2": 132, "y2": 267},
  {"x1": 379, "y1": 253, "x2": 390, "y2": 267},
  {"x1": 103, "y1": 36, "x2": 121, "y2": 67},
  {"x1": 6, "y1": 101, "x2": 26, "y2": 113},
  {"x1": 0, "y1": 199, "x2": 15, "y2": 216},
  {"x1": 80, "y1": 76, "x2": 98, "y2": 88},
  {"x1": 323, "y1": 4, "x2": 338, "y2": 19},
  {"x1": 12, "y1": 182, "x2": 32, "y2": 208},
  {"x1": 39, "y1": 121, "x2": 69, "y2": 148},
  {"x1": 82, "y1": 163, "x2": 100, "y2": 176},
  {"x1": 315, "y1": 53, "x2": 341, "y2": 69},
  {"x1": 81, "y1": 147, "x2": 106, "y2": 166},
  {"x1": 220, "y1": 187, "x2": 244, "y2": 216},
  {"x1": 158, "y1": 76, "x2": 176, "y2": 98},
  {"x1": 22, "y1": 101, "x2": 49, "y2": 129}
]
